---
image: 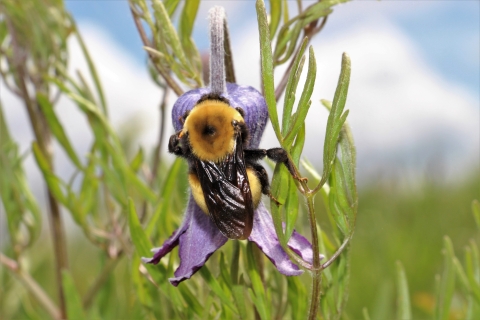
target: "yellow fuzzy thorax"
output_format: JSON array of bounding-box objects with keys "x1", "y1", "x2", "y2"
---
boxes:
[{"x1": 182, "y1": 100, "x2": 244, "y2": 162}]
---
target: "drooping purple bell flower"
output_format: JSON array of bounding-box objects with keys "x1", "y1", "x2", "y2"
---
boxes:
[{"x1": 142, "y1": 83, "x2": 322, "y2": 286}]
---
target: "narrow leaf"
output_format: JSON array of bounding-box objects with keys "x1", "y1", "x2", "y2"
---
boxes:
[
  {"x1": 395, "y1": 261, "x2": 412, "y2": 320},
  {"x1": 37, "y1": 93, "x2": 83, "y2": 168},
  {"x1": 269, "y1": 0, "x2": 282, "y2": 39},
  {"x1": 284, "y1": 46, "x2": 316, "y2": 147},
  {"x1": 128, "y1": 198, "x2": 152, "y2": 257},
  {"x1": 199, "y1": 267, "x2": 237, "y2": 312},
  {"x1": 256, "y1": 0, "x2": 281, "y2": 139},
  {"x1": 282, "y1": 37, "x2": 308, "y2": 134},
  {"x1": 284, "y1": 176, "x2": 299, "y2": 241},
  {"x1": 62, "y1": 270, "x2": 87, "y2": 320},
  {"x1": 32, "y1": 142, "x2": 66, "y2": 204},
  {"x1": 320, "y1": 53, "x2": 351, "y2": 186},
  {"x1": 179, "y1": 0, "x2": 199, "y2": 44},
  {"x1": 435, "y1": 236, "x2": 456, "y2": 320},
  {"x1": 246, "y1": 242, "x2": 270, "y2": 320}
]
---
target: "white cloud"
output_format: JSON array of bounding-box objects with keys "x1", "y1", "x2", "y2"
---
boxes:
[{"x1": 231, "y1": 16, "x2": 479, "y2": 182}]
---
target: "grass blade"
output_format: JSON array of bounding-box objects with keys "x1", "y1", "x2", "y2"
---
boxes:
[{"x1": 395, "y1": 261, "x2": 412, "y2": 320}]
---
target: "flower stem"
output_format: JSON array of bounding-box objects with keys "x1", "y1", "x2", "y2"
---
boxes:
[
  {"x1": 209, "y1": 6, "x2": 226, "y2": 95},
  {"x1": 305, "y1": 193, "x2": 322, "y2": 319}
]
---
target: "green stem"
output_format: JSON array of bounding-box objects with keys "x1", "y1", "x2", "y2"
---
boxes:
[
  {"x1": 305, "y1": 192, "x2": 322, "y2": 319},
  {"x1": 0, "y1": 253, "x2": 61, "y2": 320}
]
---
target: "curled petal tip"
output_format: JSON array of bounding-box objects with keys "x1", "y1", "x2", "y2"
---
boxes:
[{"x1": 141, "y1": 257, "x2": 152, "y2": 264}]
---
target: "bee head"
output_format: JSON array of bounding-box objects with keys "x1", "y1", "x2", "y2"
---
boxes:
[{"x1": 181, "y1": 99, "x2": 246, "y2": 162}]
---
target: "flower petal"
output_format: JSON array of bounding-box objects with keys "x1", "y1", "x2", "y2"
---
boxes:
[
  {"x1": 248, "y1": 203, "x2": 303, "y2": 276},
  {"x1": 169, "y1": 197, "x2": 228, "y2": 286},
  {"x1": 171, "y1": 83, "x2": 268, "y2": 148},
  {"x1": 287, "y1": 230, "x2": 324, "y2": 264}
]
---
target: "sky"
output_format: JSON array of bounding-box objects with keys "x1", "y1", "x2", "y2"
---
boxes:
[{"x1": 1, "y1": 0, "x2": 479, "y2": 187}]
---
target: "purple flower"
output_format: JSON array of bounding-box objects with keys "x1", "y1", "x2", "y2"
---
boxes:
[{"x1": 143, "y1": 83, "x2": 321, "y2": 286}]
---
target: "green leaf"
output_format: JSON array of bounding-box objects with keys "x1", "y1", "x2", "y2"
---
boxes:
[
  {"x1": 284, "y1": 176, "x2": 299, "y2": 241},
  {"x1": 269, "y1": 0, "x2": 282, "y2": 39},
  {"x1": 32, "y1": 142, "x2": 67, "y2": 204},
  {"x1": 164, "y1": 0, "x2": 180, "y2": 16},
  {"x1": 62, "y1": 270, "x2": 87, "y2": 320},
  {"x1": 178, "y1": 284, "x2": 203, "y2": 316},
  {"x1": 232, "y1": 285, "x2": 248, "y2": 320},
  {"x1": 282, "y1": 37, "x2": 308, "y2": 135},
  {"x1": 287, "y1": 276, "x2": 307, "y2": 318},
  {"x1": 395, "y1": 261, "x2": 412, "y2": 320},
  {"x1": 246, "y1": 242, "x2": 270, "y2": 320},
  {"x1": 128, "y1": 198, "x2": 152, "y2": 257},
  {"x1": 435, "y1": 236, "x2": 456, "y2": 320},
  {"x1": 0, "y1": 105, "x2": 42, "y2": 248},
  {"x1": 129, "y1": 147, "x2": 144, "y2": 172},
  {"x1": 131, "y1": 253, "x2": 152, "y2": 308},
  {"x1": 273, "y1": 0, "x2": 348, "y2": 65},
  {"x1": 151, "y1": 0, "x2": 198, "y2": 85},
  {"x1": 178, "y1": 0, "x2": 199, "y2": 44},
  {"x1": 275, "y1": 21, "x2": 303, "y2": 65},
  {"x1": 36, "y1": 93, "x2": 83, "y2": 169},
  {"x1": 328, "y1": 160, "x2": 350, "y2": 235},
  {"x1": 291, "y1": 123, "x2": 305, "y2": 166},
  {"x1": 337, "y1": 118, "x2": 357, "y2": 225},
  {"x1": 199, "y1": 267, "x2": 237, "y2": 312},
  {"x1": 178, "y1": 0, "x2": 202, "y2": 83},
  {"x1": 465, "y1": 244, "x2": 480, "y2": 303},
  {"x1": 146, "y1": 158, "x2": 183, "y2": 237},
  {"x1": 73, "y1": 24, "x2": 107, "y2": 115},
  {"x1": 321, "y1": 53, "x2": 351, "y2": 186},
  {"x1": 362, "y1": 308, "x2": 371, "y2": 320},
  {"x1": 256, "y1": 0, "x2": 281, "y2": 140},
  {"x1": 270, "y1": 164, "x2": 289, "y2": 245},
  {"x1": 284, "y1": 46, "x2": 316, "y2": 147},
  {"x1": 453, "y1": 256, "x2": 480, "y2": 303}
]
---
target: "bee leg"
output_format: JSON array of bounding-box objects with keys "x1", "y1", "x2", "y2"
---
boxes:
[
  {"x1": 168, "y1": 132, "x2": 186, "y2": 157},
  {"x1": 244, "y1": 149, "x2": 267, "y2": 162},
  {"x1": 266, "y1": 148, "x2": 308, "y2": 183},
  {"x1": 178, "y1": 110, "x2": 190, "y2": 125},
  {"x1": 235, "y1": 107, "x2": 245, "y2": 118},
  {"x1": 250, "y1": 164, "x2": 282, "y2": 206},
  {"x1": 245, "y1": 148, "x2": 308, "y2": 183}
]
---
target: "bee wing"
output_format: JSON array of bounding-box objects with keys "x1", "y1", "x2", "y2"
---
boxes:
[{"x1": 194, "y1": 136, "x2": 254, "y2": 240}]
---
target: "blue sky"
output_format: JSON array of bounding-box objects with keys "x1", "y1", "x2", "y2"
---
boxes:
[{"x1": 66, "y1": 1, "x2": 479, "y2": 97}]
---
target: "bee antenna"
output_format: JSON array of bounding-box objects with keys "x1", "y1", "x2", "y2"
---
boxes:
[{"x1": 209, "y1": 6, "x2": 226, "y2": 95}]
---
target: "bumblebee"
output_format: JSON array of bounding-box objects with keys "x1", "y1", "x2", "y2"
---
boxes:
[{"x1": 169, "y1": 94, "x2": 301, "y2": 240}]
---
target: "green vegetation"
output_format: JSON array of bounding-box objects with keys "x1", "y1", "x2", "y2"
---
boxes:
[{"x1": 1, "y1": 0, "x2": 478, "y2": 319}]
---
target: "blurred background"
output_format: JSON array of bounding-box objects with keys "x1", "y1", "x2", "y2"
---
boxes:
[{"x1": 1, "y1": 0, "x2": 479, "y2": 317}]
